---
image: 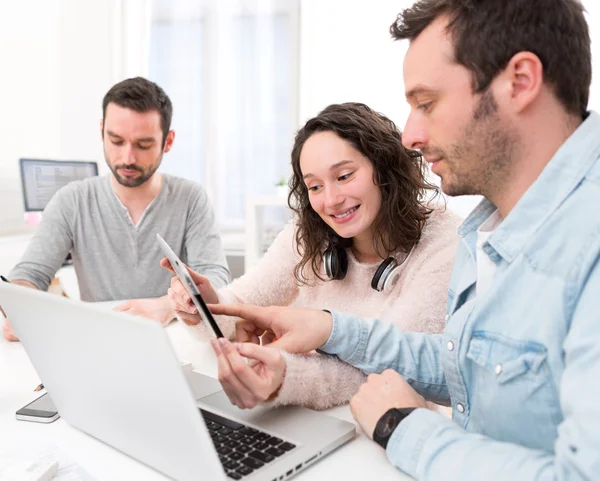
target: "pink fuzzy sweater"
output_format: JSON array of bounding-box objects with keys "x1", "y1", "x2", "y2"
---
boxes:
[{"x1": 216, "y1": 206, "x2": 462, "y2": 410}]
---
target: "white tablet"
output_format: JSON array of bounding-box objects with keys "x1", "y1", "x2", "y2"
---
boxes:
[{"x1": 156, "y1": 234, "x2": 224, "y2": 338}]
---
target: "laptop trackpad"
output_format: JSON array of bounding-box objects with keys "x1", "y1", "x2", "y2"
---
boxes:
[{"x1": 184, "y1": 371, "x2": 223, "y2": 400}]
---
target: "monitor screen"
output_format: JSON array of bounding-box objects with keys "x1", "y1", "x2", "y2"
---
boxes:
[{"x1": 19, "y1": 158, "x2": 99, "y2": 212}]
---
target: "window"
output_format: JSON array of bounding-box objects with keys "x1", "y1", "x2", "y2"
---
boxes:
[{"x1": 147, "y1": 0, "x2": 299, "y2": 228}]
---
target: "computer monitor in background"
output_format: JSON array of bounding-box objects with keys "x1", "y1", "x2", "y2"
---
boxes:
[
  {"x1": 19, "y1": 158, "x2": 98, "y2": 214},
  {"x1": 19, "y1": 158, "x2": 99, "y2": 267}
]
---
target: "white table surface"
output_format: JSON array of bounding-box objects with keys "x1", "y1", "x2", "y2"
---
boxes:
[{"x1": 0, "y1": 305, "x2": 410, "y2": 481}]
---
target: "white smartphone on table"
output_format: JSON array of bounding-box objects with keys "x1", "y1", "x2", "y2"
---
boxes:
[
  {"x1": 15, "y1": 393, "x2": 60, "y2": 423},
  {"x1": 156, "y1": 234, "x2": 224, "y2": 338}
]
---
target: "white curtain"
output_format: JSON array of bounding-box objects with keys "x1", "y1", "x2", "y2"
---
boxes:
[{"x1": 126, "y1": 0, "x2": 300, "y2": 227}]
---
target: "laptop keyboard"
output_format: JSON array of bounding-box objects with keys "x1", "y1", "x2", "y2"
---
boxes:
[{"x1": 201, "y1": 409, "x2": 297, "y2": 480}]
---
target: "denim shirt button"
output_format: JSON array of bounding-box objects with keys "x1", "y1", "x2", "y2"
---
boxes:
[
  {"x1": 457, "y1": 403, "x2": 465, "y2": 413},
  {"x1": 447, "y1": 341, "x2": 454, "y2": 351},
  {"x1": 495, "y1": 364, "x2": 503, "y2": 375},
  {"x1": 445, "y1": 313, "x2": 450, "y2": 322}
]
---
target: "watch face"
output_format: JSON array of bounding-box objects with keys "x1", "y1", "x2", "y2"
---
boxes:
[
  {"x1": 376, "y1": 410, "x2": 401, "y2": 438},
  {"x1": 374, "y1": 408, "x2": 416, "y2": 449}
]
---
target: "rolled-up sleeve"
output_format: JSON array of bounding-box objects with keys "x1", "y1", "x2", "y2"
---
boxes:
[{"x1": 321, "y1": 311, "x2": 449, "y2": 404}]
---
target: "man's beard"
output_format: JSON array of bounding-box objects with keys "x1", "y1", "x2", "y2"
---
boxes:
[
  {"x1": 428, "y1": 89, "x2": 517, "y2": 198},
  {"x1": 107, "y1": 152, "x2": 162, "y2": 188}
]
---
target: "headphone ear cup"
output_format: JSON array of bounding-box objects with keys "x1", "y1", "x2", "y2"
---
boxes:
[
  {"x1": 323, "y1": 247, "x2": 348, "y2": 281},
  {"x1": 335, "y1": 248, "x2": 349, "y2": 280},
  {"x1": 371, "y1": 257, "x2": 400, "y2": 292},
  {"x1": 324, "y1": 248, "x2": 334, "y2": 278}
]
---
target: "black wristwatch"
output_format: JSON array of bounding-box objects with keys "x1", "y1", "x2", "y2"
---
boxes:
[{"x1": 372, "y1": 408, "x2": 416, "y2": 449}]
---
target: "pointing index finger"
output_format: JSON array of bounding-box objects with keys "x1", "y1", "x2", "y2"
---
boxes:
[{"x1": 207, "y1": 303, "x2": 273, "y2": 329}]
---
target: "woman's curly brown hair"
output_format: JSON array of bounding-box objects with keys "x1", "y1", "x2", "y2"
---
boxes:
[{"x1": 288, "y1": 102, "x2": 440, "y2": 284}]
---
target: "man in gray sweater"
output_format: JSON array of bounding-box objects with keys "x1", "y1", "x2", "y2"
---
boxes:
[{"x1": 3, "y1": 77, "x2": 230, "y2": 341}]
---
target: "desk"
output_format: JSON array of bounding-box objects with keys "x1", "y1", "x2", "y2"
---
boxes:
[{"x1": 0, "y1": 308, "x2": 410, "y2": 480}]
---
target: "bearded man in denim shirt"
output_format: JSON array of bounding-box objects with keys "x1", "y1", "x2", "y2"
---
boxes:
[{"x1": 207, "y1": 0, "x2": 600, "y2": 479}]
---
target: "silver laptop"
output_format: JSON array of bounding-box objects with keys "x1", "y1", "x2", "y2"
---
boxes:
[{"x1": 0, "y1": 282, "x2": 355, "y2": 481}]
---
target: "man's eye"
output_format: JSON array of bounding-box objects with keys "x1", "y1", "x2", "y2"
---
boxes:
[
  {"x1": 111, "y1": 141, "x2": 124, "y2": 146},
  {"x1": 418, "y1": 102, "x2": 432, "y2": 112},
  {"x1": 137, "y1": 145, "x2": 152, "y2": 150}
]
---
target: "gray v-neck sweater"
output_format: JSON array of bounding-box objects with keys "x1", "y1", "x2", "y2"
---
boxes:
[{"x1": 10, "y1": 174, "x2": 229, "y2": 301}]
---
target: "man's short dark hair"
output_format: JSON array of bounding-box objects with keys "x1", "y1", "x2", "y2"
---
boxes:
[
  {"x1": 391, "y1": 0, "x2": 591, "y2": 117},
  {"x1": 102, "y1": 77, "x2": 173, "y2": 144}
]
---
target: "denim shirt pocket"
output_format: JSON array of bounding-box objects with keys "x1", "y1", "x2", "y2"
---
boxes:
[
  {"x1": 465, "y1": 332, "x2": 562, "y2": 450},
  {"x1": 466, "y1": 335, "x2": 548, "y2": 383}
]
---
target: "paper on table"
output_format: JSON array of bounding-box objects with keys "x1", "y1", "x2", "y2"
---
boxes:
[{"x1": 0, "y1": 437, "x2": 96, "y2": 481}]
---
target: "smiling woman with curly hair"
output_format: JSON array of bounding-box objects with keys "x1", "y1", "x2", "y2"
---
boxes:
[
  {"x1": 290, "y1": 102, "x2": 439, "y2": 285},
  {"x1": 165, "y1": 102, "x2": 462, "y2": 410}
]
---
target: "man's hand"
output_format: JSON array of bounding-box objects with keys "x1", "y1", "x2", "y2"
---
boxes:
[
  {"x1": 350, "y1": 369, "x2": 427, "y2": 440},
  {"x1": 2, "y1": 318, "x2": 19, "y2": 342},
  {"x1": 1, "y1": 279, "x2": 38, "y2": 342},
  {"x1": 209, "y1": 303, "x2": 333, "y2": 354},
  {"x1": 114, "y1": 296, "x2": 176, "y2": 327},
  {"x1": 211, "y1": 338, "x2": 286, "y2": 409},
  {"x1": 161, "y1": 258, "x2": 219, "y2": 326}
]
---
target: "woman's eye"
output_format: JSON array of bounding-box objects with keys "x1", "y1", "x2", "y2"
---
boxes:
[
  {"x1": 338, "y1": 173, "x2": 353, "y2": 181},
  {"x1": 308, "y1": 185, "x2": 321, "y2": 192}
]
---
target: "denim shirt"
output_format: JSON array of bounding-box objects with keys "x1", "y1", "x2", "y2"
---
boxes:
[{"x1": 321, "y1": 112, "x2": 600, "y2": 479}]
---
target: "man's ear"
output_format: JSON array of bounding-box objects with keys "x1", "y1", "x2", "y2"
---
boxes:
[
  {"x1": 100, "y1": 119, "x2": 104, "y2": 141},
  {"x1": 163, "y1": 130, "x2": 176, "y2": 153},
  {"x1": 504, "y1": 51, "x2": 544, "y2": 114}
]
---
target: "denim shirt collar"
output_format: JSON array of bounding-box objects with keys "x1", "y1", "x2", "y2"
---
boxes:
[{"x1": 458, "y1": 111, "x2": 600, "y2": 263}]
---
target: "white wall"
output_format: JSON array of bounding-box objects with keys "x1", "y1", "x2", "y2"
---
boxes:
[
  {"x1": 0, "y1": 0, "x2": 117, "y2": 236},
  {"x1": 0, "y1": 1, "x2": 61, "y2": 179},
  {"x1": 0, "y1": 1, "x2": 59, "y2": 235},
  {"x1": 56, "y1": 0, "x2": 119, "y2": 165},
  {"x1": 299, "y1": 0, "x2": 409, "y2": 125}
]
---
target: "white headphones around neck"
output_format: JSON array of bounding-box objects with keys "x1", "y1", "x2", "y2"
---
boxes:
[{"x1": 323, "y1": 244, "x2": 415, "y2": 293}]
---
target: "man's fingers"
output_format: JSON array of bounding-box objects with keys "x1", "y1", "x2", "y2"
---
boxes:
[
  {"x1": 236, "y1": 320, "x2": 265, "y2": 344},
  {"x1": 349, "y1": 394, "x2": 362, "y2": 422},
  {"x1": 208, "y1": 303, "x2": 273, "y2": 330},
  {"x1": 113, "y1": 301, "x2": 131, "y2": 312},
  {"x1": 209, "y1": 303, "x2": 249, "y2": 317},
  {"x1": 349, "y1": 384, "x2": 369, "y2": 419},
  {"x1": 262, "y1": 335, "x2": 297, "y2": 353},
  {"x1": 160, "y1": 316, "x2": 175, "y2": 327},
  {"x1": 261, "y1": 331, "x2": 277, "y2": 345},
  {"x1": 3, "y1": 319, "x2": 19, "y2": 342}
]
